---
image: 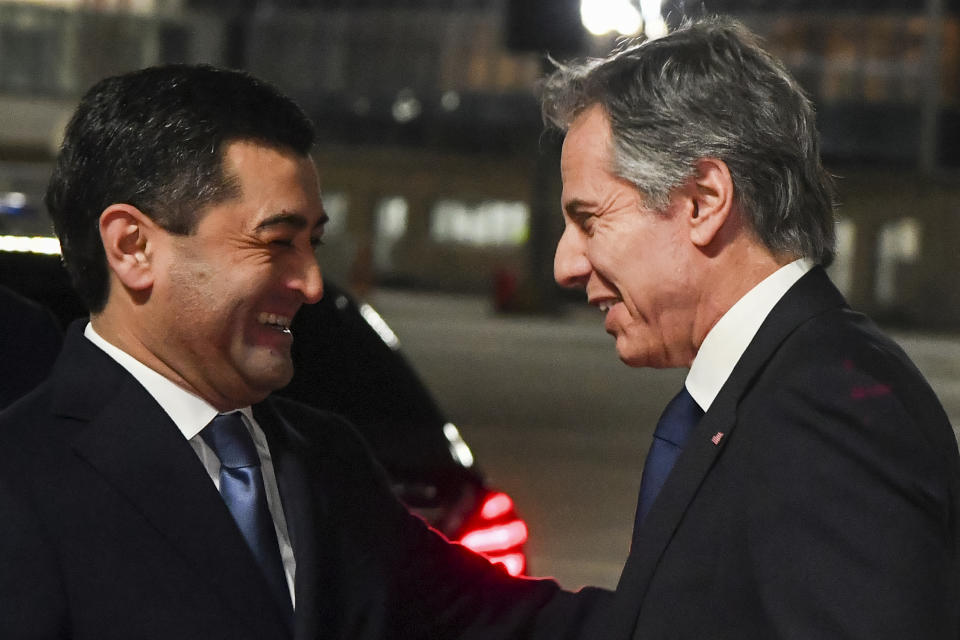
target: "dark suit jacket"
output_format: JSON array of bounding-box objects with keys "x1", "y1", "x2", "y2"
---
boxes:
[
  {"x1": 597, "y1": 267, "x2": 960, "y2": 639},
  {"x1": 0, "y1": 322, "x2": 598, "y2": 639}
]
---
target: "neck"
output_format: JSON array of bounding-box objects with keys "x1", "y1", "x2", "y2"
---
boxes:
[
  {"x1": 90, "y1": 308, "x2": 209, "y2": 405},
  {"x1": 690, "y1": 237, "x2": 793, "y2": 355}
]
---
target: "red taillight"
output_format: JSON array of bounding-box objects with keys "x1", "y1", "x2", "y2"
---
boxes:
[
  {"x1": 480, "y1": 492, "x2": 513, "y2": 520},
  {"x1": 460, "y1": 520, "x2": 528, "y2": 553},
  {"x1": 456, "y1": 489, "x2": 529, "y2": 576},
  {"x1": 485, "y1": 552, "x2": 526, "y2": 577}
]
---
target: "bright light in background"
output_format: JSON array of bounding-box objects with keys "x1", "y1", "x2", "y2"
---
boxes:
[
  {"x1": 358, "y1": 303, "x2": 401, "y2": 350},
  {"x1": 391, "y1": 89, "x2": 422, "y2": 123},
  {"x1": 0, "y1": 235, "x2": 61, "y2": 255},
  {"x1": 440, "y1": 90, "x2": 461, "y2": 112},
  {"x1": 0, "y1": 192, "x2": 27, "y2": 210},
  {"x1": 320, "y1": 191, "x2": 349, "y2": 236},
  {"x1": 443, "y1": 423, "x2": 475, "y2": 468},
  {"x1": 0, "y1": 0, "x2": 157, "y2": 13},
  {"x1": 580, "y1": 0, "x2": 642, "y2": 36},
  {"x1": 639, "y1": 0, "x2": 668, "y2": 39},
  {"x1": 376, "y1": 197, "x2": 408, "y2": 239},
  {"x1": 430, "y1": 199, "x2": 529, "y2": 247},
  {"x1": 875, "y1": 217, "x2": 921, "y2": 306},
  {"x1": 580, "y1": 0, "x2": 667, "y2": 39}
]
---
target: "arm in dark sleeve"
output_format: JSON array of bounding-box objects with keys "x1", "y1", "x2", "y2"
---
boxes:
[{"x1": 312, "y1": 409, "x2": 614, "y2": 639}]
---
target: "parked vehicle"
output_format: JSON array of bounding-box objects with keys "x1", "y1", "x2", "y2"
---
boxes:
[{"x1": 0, "y1": 245, "x2": 529, "y2": 575}]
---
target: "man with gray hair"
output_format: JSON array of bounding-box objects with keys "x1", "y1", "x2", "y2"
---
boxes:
[{"x1": 542, "y1": 16, "x2": 960, "y2": 638}]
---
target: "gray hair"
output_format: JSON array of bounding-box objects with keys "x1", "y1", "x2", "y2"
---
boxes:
[{"x1": 541, "y1": 16, "x2": 836, "y2": 265}]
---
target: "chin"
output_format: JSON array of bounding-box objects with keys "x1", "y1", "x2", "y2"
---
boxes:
[
  {"x1": 616, "y1": 343, "x2": 666, "y2": 370},
  {"x1": 263, "y1": 368, "x2": 294, "y2": 392},
  {"x1": 615, "y1": 336, "x2": 645, "y2": 367},
  {"x1": 619, "y1": 353, "x2": 649, "y2": 368},
  {"x1": 243, "y1": 357, "x2": 294, "y2": 394},
  {"x1": 616, "y1": 346, "x2": 644, "y2": 368}
]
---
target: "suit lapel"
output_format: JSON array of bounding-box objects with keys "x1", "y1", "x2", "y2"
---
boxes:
[
  {"x1": 255, "y1": 402, "x2": 326, "y2": 640},
  {"x1": 258, "y1": 399, "x2": 397, "y2": 638},
  {"x1": 607, "y1": 395, "x2": 737, "y2": 639},
  {"x1": 611, "y1": 268, "x2": 847, "y2": 639},
  {"x1": 54, "y1": 324, "x2": 290, "y2": 637}
]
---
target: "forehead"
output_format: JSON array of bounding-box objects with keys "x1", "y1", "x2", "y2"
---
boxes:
[
  {"x1": 561, "y1": 105, "x2": 613, "y2": 180},
  {"x1": 222, "y1": 140, "x2": 318, "y2": 191},
  {"x1": 560, "y1": 105, "x2": 621, "y2": 206},
  {"x1": 216, "y1": 140, "x2": 323, "y2": 227}
]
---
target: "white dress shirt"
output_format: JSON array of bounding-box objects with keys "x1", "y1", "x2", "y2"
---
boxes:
[
  {"x1": 686, "y1": 258, "x2": 814, "y2": 412},
  {"x1": 83, "y1": 323, "x2": 297, "y2": 606}
]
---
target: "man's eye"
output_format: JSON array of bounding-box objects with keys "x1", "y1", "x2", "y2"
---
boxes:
[
  {"x1": 569, "y1": 211, "x2": 593, "y2": 233},
  {"x1": 310, "y1": 236, "x2": 325, "y2": 248},
  {"x1": 270, "y1": 239, "x2": 295, "y2": 248}
]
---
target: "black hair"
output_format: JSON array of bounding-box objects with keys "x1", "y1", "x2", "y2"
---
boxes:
[{"x1": 45, "y1": 64, "x2": 316, "y2": 312}]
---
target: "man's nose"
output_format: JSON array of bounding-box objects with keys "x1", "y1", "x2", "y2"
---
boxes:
[
  {"x1": 292, "y1": 252, "x2": 324, "y2": 304},
  {"x1": 554, "y1": 225, "x2": 590, "y2": 288}
]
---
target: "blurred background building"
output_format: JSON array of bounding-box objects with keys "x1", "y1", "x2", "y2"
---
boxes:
[{"x1": 1, "y1": 0, "x2": 959, "y2": 328}]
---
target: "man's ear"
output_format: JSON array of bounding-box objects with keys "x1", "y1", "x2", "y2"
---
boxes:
[
  {"x1": 99, "y1": 204, "x2": 158, "y2": 292},
  {"x1": 686, "y1": 158, "x2": 734, "y2": 248}
]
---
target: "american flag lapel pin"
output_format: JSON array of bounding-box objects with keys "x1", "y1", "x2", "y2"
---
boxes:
[{"x1": 711, "y1": 432, "x2": 724, "y2": 446}]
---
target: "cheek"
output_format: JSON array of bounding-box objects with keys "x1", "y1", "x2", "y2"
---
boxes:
[
  {"x1": 589, "y1": 225, "x2": 637, "y2": 266},
  {"x1": 584, "y1": 241, "x2": 616, "y2": 277},
  {"x1": 591, "y1": 247, "x2": 641, "y2": 294}
]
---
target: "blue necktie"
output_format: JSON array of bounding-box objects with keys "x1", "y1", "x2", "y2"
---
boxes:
[
  {"x1": 202, "y1": 413, "x2": 293, "y2": 627},
  {"x1": 634, "y1": 387, "x2": 704, "y2": 532}
]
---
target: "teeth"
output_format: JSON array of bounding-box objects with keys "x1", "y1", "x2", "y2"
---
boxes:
[
  {"x1": 599, "y1": 303, "x2": 610, "y2": 313},
  {"x1": 258, "y1": 312, "x2": 292, "y2": 332}
]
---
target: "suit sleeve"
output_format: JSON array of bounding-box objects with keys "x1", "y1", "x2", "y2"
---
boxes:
[{"x1": 307, "y1": 408, "x2": 614, "y2": 639}]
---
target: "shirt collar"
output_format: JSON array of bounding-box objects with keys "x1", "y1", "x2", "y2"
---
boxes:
[
  {"x1": 686, "y1": 258, "x2": 814, "y2": 412},
  {"x1": 84, "y1": 322, "x2": 242, "y2": 440}
]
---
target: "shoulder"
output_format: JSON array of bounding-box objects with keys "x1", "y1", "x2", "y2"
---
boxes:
[
  {"x1": 738, "y1": 304, "x2": 957, "y2": 500},
  {"x1": 767, "y1": 305, "x2": 947, "y2": 427}
]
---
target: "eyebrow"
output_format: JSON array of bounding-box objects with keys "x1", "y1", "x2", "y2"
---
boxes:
[
  {"x1": 564, "y1": 198, "x2": 594, "y2": 218},
  {"x1": 254, "y1": 211, "x2": 329, "y2": 233}
]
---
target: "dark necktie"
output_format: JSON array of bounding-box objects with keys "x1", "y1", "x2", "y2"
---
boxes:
[
  {"x1": 202, "y1": 413, "x2": 294, "y2": 627},
  {"x1": 634, "y1": 387, "x2": 704, "y2": 532}
]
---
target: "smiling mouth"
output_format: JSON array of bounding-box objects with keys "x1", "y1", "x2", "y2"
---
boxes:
[
  {"x1": 258, "y1": 312, "x2": 292, "y2": 335},
  {"x1": 594, "y1": 299, "x2": 620, "y2": 314}
]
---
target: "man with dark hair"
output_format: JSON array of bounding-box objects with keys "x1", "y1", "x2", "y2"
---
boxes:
[
  {"x1": 0, "y1": 64, "x2": 596, "y2": 639},
  {"x1": 543, "y1": 17, "x2": 960, "y2": 638}
]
